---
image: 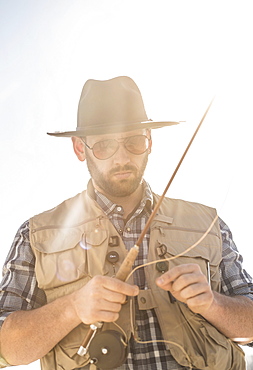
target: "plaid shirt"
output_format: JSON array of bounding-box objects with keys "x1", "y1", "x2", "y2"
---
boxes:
[{"x1": 1, "y1": 181, "x2": 253, "y2": 369}]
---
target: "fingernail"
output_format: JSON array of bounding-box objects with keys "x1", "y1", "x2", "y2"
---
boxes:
[{"x1": 157, "y1": 277, "x2": 164, "y2": 285}]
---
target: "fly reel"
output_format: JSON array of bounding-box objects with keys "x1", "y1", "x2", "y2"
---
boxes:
[{"x1": 89, "y1": 330, "x2": 128, "y2": 369}]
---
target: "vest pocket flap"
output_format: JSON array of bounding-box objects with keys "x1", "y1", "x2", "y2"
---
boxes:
[
  {"x1": 33, "y1": 228, "x2": 108, "y2": 254},
  {"x1": 33, "y1": 228, "x2": 84, "y2": 254},
  {"x1": 84, "y1": 229, "x2": 108, "y2": 247},
  {"x1": 200, "y1": 323, "x2": 228, "y2": 349},
  {"x1": 161, "y1": 240, "x2": 221, "y2": 267},
  {"x1": 168, "y1": 242, "x2": 210, "y2": 260},
  {"x1": 137, "y1": 289, "x2": 157, "y2": 310}
]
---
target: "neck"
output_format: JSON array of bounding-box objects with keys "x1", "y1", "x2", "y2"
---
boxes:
[{"x1": 93, "y1": 182, "x2": 144, "y2": 218}]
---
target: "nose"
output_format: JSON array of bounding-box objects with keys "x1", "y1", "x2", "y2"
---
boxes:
[{"x1": 112, "y1": 142, "x2": 131, "y2": 165}]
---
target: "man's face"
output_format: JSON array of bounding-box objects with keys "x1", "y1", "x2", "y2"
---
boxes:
[{"x1": 83, "y1": 129, "x2": 152, "y2": 198}]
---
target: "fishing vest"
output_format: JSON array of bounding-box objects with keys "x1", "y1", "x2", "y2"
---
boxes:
[{"x1": 29, "y1": 189, "x2": 245, "y2": 370}]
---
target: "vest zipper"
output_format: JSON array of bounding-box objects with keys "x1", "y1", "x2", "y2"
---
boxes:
[
  {"x1": 31, "y1": 215, "x2": 106, "y2": 233},
  {"x1": 153, "y1": 225, "x2": 220, "y2": 238}
]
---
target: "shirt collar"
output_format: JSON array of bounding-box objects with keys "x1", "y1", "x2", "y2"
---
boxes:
[{"x1": 94, "y1": 180, "x2": 153, "y2": 217}]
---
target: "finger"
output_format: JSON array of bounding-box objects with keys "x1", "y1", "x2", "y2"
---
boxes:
[
  {"x1": 94, "y1": 299, "x2": 122, "y2": 313},
  {"x1": 101, "y1": 276, "x2": 139, "y2": 297},
  {"x1": 156, "y1": 263, "x2": 202, "y2": 289},
  {"x1": 98, "y1": 310, "x2": 120, "y2": 323},
  {"x1": 102, "y1": 290, "x2": 128, "y2": 305},
  {"x1": 86, "y1": 306, "x2": 121, "y2": 323},
  {"x1": 88, "y1": 279, "x2": 126, "y2": 304},
  {"x1": 178, "y1": 281, "x2": 209, "y2": 301},
  {"x1": 168, "y1": 263, "x2": 202, "y2": 281},
  {"x1": 171, "y1": 272, "x2": 207, "y2": 293}
]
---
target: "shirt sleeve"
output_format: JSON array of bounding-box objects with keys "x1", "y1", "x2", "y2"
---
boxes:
[
  {"x1": 0, "y1": 221, "x2": 47, "y2": 328},
  {"x1": 219, "y1": 218, "x2": 253, "y2": 300}
]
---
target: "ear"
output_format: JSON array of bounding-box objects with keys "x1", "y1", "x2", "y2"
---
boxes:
[{"x1": 72, "y1": 137, "x2": 86, "y2": 162}]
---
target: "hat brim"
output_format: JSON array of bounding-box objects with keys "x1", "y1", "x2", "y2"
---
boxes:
[{"x1": 47, "y1": 120, "x2": 180, "y2": 137}]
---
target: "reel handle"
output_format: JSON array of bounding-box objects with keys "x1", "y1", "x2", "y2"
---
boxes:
[{"x1": 77, "y1": 322, "x2": 103, "y2": 356}]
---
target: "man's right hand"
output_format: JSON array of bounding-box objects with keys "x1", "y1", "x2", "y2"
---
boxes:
[
  {"x1": 70, "y1": 275, "x2": 139, "y2": 324},
  {"x1": 0, "y1": 276, "x2": 139, "y2": 366}
]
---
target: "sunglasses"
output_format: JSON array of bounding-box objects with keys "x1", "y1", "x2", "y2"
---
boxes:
[{"x1": 82, "y1": 135, "x2": 150, "y2": 160}]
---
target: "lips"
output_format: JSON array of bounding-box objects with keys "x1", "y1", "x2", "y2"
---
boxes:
[
  {"x1": 109, "y1": 165, "x2": 136, "y2": 180},
  {"x1": 113, "y1": 171, "x2": 132, "y2": 180}
]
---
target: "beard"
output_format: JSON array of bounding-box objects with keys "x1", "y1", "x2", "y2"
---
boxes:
[{"x1": 85, "y1": 152, "x2": 149, "y2": 197}]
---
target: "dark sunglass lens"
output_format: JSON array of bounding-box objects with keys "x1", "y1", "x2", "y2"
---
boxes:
[
  {"x1": 93, "y1": 139, "x2": 118, "y2": 159},
  {"x1": 125, "y1": 136, "x2": 149, "y2": 154}
]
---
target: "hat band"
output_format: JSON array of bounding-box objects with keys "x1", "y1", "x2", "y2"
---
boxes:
[{"x1": 76, "y1": 119, "x2": 153, "y2": 130}]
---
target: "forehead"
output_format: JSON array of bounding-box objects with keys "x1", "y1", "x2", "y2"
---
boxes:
[{"x1": 86, "y1": 129, "x2": 148, "y2": 144}]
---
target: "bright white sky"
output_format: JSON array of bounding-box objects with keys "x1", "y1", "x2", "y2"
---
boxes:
[{"x1": 1, "y1": 1, "x2": 253, "y2": 368}]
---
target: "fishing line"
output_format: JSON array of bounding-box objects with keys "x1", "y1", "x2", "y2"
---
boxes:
[{"x1": 120, "y1": 214, "x2": 219, "y2": 370}]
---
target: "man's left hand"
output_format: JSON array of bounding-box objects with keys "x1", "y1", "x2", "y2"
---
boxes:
[{"x1": 156, "y1": 263, "x2": 214, "y2": 314}]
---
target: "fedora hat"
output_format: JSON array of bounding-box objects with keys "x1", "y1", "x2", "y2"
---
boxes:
[{"x1": 47, "y1": 76, "x2": 179, "y2": 137}]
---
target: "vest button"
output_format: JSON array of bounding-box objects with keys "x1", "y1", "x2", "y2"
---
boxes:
[
  {"x1": 140, "y1": 297, "x2": 146, "y2": 304},
  {"x1": 156, "y1": 261, "x2": 169, "y2": 273},
  {"x1": 106, "y1": 251, "x2": 119, "y2": 264}
]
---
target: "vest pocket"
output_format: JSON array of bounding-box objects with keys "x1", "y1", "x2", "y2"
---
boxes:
[
  {"x1": 166, "y1": 303, "x2": 246, "y2": 370},
  {"x1": 33, "y1": 227, "x2": 110, "y2": 290},
  {"x1": 55, "y1": 324, "x2": 91, "y2": 370},
  {"x1": 199, "y1": 323, "x2": 246, "y2": 369},
  {"x1": 151, "y1": 224, "x2": 222, "y2": 292},
  {"x1": 33, "y1": 228, "x2": 87, "y2": 290},
  {"x1": 167, "y1": 254, "x2": 211, "y2": 285}
]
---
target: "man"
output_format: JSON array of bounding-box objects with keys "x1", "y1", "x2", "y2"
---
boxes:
[{"x1": 0, "y1": 76, "x2": 253, "y2": 370}]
